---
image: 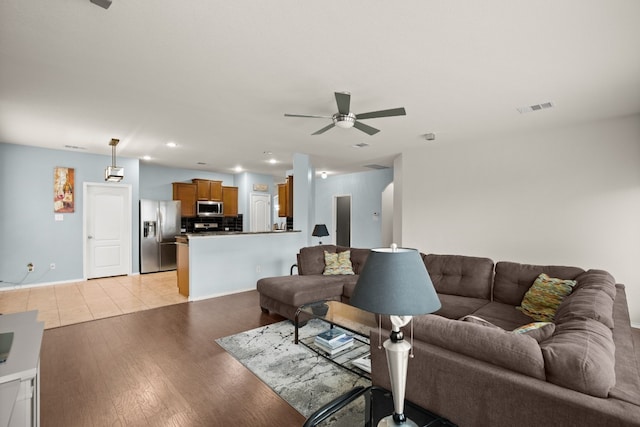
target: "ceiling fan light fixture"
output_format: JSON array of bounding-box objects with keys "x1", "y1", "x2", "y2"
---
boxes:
[{"x1": 333, "y1": 113, "x2": 356, "y2": 129}]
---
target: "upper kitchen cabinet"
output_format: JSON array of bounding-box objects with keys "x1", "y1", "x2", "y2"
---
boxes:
[
  {"x1": 278, "y1": 175, "x2": 293, "y2": 218},
  {"x1": 222, "y1": 186, "x2": 238, "y2": 217},
  {"x1": 192, "y1": 179, "x2": 222, "y2": 201},
  {"x1": 172, "y1": 182, "x2": 197, "y2": 217}
]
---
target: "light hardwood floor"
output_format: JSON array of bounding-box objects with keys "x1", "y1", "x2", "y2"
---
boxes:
[{"x1": 0, "y1": 271, "x2": 187, "y2": 328}]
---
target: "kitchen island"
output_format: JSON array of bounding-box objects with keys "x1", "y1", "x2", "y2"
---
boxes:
[{"x1": 176, "y1": 230, "x2": 304, "y2": 300}]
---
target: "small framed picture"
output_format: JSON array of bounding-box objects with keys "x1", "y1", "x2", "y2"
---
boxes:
[{"x1": 54, "y1": 167, "x2": 75, "y2": 213}]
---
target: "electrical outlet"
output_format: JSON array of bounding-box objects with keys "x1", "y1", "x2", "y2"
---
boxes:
[
  {"x1": 256, "y1": 265, "x2": 261, "y2": 273},
  {"x1": 27, "y1": 263, "x2": 34, "y2": 272},
  {"x1": 50, "y1": 263, "x2": 56, "y2": 270}
]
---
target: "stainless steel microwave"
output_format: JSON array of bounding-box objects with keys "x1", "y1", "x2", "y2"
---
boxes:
[{"x1": 197, "y1": 200, "x2": 223, "y2": 217}]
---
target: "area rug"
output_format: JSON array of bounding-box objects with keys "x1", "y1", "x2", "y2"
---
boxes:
[{"x1": 216, "y1": 319, "x2": 371, "y2": 424}]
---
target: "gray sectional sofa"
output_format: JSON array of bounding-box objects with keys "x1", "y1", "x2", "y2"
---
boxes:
[{"x1": 256, "y1": 245, "x2": 640, "y2": 426}]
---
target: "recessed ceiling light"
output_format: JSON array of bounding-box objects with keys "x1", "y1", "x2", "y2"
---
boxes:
[
  {"x1": 321, "y1": 171, "x2": 328, "y2": 179},
  {"x1": 234, "y1": 166, "x2": 243, "y2": 172},
  {"x1": 142, "y1": 155, "x2": 151, "y2": 161},
  {"x1": 269, "y1": 159, "x2": 277, "y2": 164},
  {"x1": 166, "y1": 142, "x2": 178, "y2": 148}
]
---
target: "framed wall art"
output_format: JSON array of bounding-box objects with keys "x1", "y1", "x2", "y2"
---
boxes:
[{"x1": 54, "y1": 167, "x2": 75, "y2": 213}]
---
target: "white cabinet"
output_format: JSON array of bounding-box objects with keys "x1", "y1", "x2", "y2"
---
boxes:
[{"x1": 0, "y1": 311, "x2": 43, "y2": 427}]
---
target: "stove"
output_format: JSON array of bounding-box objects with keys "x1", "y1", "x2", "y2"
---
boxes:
[{"x1": 192, "y1": 222, "x2": 219, "y2": 232}]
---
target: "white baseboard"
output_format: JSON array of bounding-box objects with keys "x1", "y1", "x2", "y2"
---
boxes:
[
  {"x1": 631, "y1": 322, "x2": 640, "y2": 329},
  {"x1": 0, "y1": 278, "x2": 82, "y2": 292},
  {"x1": 188, "y1": 287, "x2": 255, "y2": 302}
]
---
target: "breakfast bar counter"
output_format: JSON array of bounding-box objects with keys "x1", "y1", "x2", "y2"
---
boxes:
[{"x1": 176, "y1": 230, "x2": 304, "y2": 300}]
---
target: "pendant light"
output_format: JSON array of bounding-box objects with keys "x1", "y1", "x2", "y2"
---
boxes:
[{"x1": 105, "y1": 138, "x2": 124, "y2": 182}]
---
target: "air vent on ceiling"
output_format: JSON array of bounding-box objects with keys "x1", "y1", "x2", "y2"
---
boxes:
[
  {"x1": 353, "y1": 142, "x2": 370, "y2": 148},
  {"x1": 364, "y1": 164, "x2": 389, "y2": 170},
  {"x1": 64, "y1": 145, "x2": 86, "y2": 150},
  {"x1": 517, "y1": 102, "x2": 554, "y2": 114}
]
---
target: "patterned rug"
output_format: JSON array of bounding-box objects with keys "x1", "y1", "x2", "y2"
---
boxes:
[{"x1": 216, "y1": 319, "x2": 371, "y2": 425}]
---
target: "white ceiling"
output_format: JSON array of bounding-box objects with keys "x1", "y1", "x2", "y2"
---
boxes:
[{"x1": 1, "y1": 1, "x2": 639, "y2": 179}]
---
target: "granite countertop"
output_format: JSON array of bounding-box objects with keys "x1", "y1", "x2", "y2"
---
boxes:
[{"x1": 177, "y1": 230, "x2": 300, "y2": 239}]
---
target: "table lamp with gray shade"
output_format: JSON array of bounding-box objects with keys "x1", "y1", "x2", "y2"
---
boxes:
[
  {"x1": 350, "y1": 244, "x2": 441, "y2": 426},
  {"x1": 311, "y1": 224, "x2": 329, "y2": 244}
]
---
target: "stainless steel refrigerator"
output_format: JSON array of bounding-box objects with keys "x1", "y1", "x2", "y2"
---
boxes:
[{"x1": 140, "y1": 199, "x2": 181, "y2": 273}]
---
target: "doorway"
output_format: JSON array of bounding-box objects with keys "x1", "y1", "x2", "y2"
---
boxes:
[
  {"x1": 83, "y1": 183, "x2": 132, "y2": 279},
  {"x1": 335, "y1": 195, "x2": 351, "y2": 247},
  {"x1": 250, "y1": 193, "x2": 271, "y2": 232}
]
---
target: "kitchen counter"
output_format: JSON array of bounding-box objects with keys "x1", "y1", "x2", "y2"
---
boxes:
[
  {"x1": 176, "y1": 230, "x2": 304, "y2": 300},
  {"x1": 178, "y1": 230, "x2": 300, "y2": 239}
]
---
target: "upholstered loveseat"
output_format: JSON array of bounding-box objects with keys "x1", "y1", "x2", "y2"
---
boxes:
[{"x1": 257, "y1": 247, "x2": 640, "y2": 426}]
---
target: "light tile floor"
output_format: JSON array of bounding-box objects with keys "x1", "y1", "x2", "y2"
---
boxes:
[{"x1": 0, "y1": 271, "x2": 187, "y2": 329}]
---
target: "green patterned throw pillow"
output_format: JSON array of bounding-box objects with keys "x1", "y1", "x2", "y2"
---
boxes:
[
  {"x1": 323, "y1": 250, "x2": 355, "y2": 275},
  {"x1": 517, "y1": 273, "x2": 576, "y2": 321}
]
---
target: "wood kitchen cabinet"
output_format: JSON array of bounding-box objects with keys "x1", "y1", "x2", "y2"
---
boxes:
[
  {"x1": 172, "y1": 182, "x2": 197, "y2": 217},
  {"x1": 193, "y1": 179, "x2": 222, "y2": 201},
  {"x1": 222, "y1": 186, "x2": 238, "y2": 217},
  {"x1": 278, "y1": 175, "x2": 293, "y2": 218}
]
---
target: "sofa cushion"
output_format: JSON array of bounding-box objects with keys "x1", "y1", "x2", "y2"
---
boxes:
[
  {"x1": 554, "y1": 269, "x2": 616, "y2": 329},
  {"x1": 517, "y1": 273, "x2": 577, "y2": 321},
  {"x1": 256, "y1": 275, "x2": 345, "y2": 307},
  {"x1": 460, "y1": 315, "x2": 502, "y2": 329},
  {"x1": 348, "y1": 248, "x2": 370, "y2": 275},
  {"x1": 298, "y1": 245, "x2": 338, "y2": 275},
  {"x1": 512, "y1": 322, "x2": 556, "y2": 342},
  {"x1": 493, "y1": 261, "x2": 585, "y2": 306},
  {"x1": 471, "y1": 301, "x2": 537, "y2": 330},
  {"x1": 410, "y1": 314, "x2": 546, "y2": 380},
  {"x1": 423, "y1": 254, "x2": 494, "y2": 299},
  {"x1": 433, "y1": 294, "x2": 490, "y2": 320},
  {"x1": 540, "y1": 318, "x2": 616, "y2": 397},
  {"x1": 323, "y1": 250, "x2": 355, "y2": 275},
  {"x1": 340, "y1": 275, "x2": 363, "y2": 300},
  {"x1": 461, "y1": 316, "x2": 555, "y2": 343}
]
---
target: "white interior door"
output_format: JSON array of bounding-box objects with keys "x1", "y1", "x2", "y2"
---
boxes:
[
  {"x1": 250, "y1": 193, "x2": 271, "y2": 232},
  {"x1": 84, "y1": 183, "x2": 132, "y2": 279}
]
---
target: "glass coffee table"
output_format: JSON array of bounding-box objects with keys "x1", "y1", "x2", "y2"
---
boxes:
[
  {"x1": 303, "y1": 386, "x2": 458, "y2": 427},
  {"x1": 294, "y1": 300, "x2": 378, "y2": 379}
]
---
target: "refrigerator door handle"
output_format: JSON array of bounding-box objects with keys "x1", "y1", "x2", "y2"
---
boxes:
[{"x1": 157, "y1": 209, "x2": 162, "y2": 243}]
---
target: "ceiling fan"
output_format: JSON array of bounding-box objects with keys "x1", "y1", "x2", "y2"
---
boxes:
[{"x1": 284, "y1": 91, "x2": 406, "y2": 136}]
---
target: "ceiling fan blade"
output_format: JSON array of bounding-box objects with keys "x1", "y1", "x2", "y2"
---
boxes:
[
  {"x1": 335, "y1": 92, "x2": 351, "y2": 115},
  {"x1": 312, "y1": 123, "x2": 336, "y2": 135},
  {"x1": 353, "y1": 121, "x2": 380, "y2": 135},
  {"x1": 355, "y1": 107, "x2": 406, "y2": 120},
  {"x1": 284, "y1": 113, "x2": 332, "y2": 119}
]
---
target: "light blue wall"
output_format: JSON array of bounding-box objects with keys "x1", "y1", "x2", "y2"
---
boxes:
[
  {"x1": 314, "y1": 168, "x2": 393, "y2": 249},
  {"x1": 0, "y1": 142, "x2": 140, "y2": 286},
  {"x1": 0, "y1": 142, "x2": 394, "y2": 287},
  {"x1": 140, "y1": 163, "x2": 234, "y2": 200}
]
